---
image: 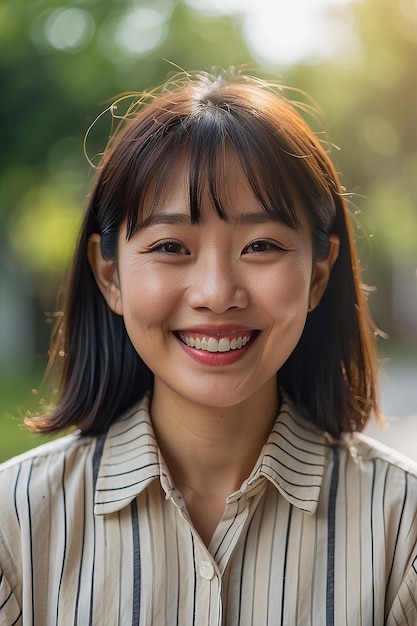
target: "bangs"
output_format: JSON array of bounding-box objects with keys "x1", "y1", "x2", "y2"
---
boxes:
[
  {"x1": 96, "y1": 77, "x2": 338, "y2": 262},
  {"x1": 123, "y1": 105, "x2": 303, "y2": 237}
]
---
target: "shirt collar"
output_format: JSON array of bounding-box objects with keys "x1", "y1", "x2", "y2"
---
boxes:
[
  {"x1": 246, "y1": 395, "x2": 329, "y2": 514},
  {"x1": 94, "y1": 395, "x2": 160, "y2": 515},
  {"x1": 94, "y1": 393, "x2": 329, "y2": 516}
]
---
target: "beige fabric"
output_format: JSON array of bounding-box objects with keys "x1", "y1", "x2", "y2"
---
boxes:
[{"x1": 1, "y1": 394, "x2": 417, "y2": 625}]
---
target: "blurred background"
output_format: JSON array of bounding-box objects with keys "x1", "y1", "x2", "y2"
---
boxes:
[{"x1": 1, "y1": 0, "x2": 417, "y2": 462}]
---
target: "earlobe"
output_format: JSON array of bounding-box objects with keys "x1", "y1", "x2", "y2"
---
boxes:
[
  {"x1": 87, "y1": 233, "x2": 123, "y2": 315},
  {"x1": 309, "y1": 234, "x2": 340, "y2": 311}
]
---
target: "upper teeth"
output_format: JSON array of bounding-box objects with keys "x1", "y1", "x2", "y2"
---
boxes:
[{"x1": 181, "y1": 335, "x2": 251, "y2": 352}]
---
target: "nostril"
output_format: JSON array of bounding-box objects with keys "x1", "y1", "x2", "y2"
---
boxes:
[{"x1": 187, "y1": 279, "x2": 249, "y2": 314}]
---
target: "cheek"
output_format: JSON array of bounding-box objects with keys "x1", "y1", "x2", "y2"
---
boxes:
[
  {"x1": 260, "y1": 263, "x2": 312, "y2": 365},
  {"x1": 119, "y1": 264, "x2": 182, "y2": 328},
  {"x1": 261, "y1": 258, "x2": 312, "y2": 312}
]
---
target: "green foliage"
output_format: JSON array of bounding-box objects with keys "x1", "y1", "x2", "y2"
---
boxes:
[
  {"x1": 284, "y1": 0, "x2": 417, "y2": 335},
  {"x1": 9, "y1": 183, "x2": 82, "y2": 277}
]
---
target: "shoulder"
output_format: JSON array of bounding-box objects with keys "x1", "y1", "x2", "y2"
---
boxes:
[
  {"x1": 0, "y1": 432, "x2": 97, "y2": 517},
  {"x1": 0, "y1": 430, "x2": 95, "y2": 476},
  {"x1": 340, "y1": 430, "x2": 417, "y2": 478},
  {"x1": 0, "y1": 395, "x2": 151, "y2": 495},
  {"x1": 336, "y1": 431, "x2": 417, "y2": 527}
]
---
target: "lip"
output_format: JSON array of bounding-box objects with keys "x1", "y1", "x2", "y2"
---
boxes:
[{"x1": 175, "y1": 326, "x2": 259, "y2": 366}]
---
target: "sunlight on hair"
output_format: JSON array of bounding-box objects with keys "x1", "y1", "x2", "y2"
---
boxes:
[{"x1": 82, "y1": 67, "x2": 333, "y2": 170}]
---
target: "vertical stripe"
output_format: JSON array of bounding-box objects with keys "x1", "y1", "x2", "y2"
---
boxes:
[
  {"x1": 89, "y1": 433, "x2": 106, "y2": 625},
  {"x1": 74, "y1": 503, "x2": 86, "y2": 624},
  {"x1": 280, "y1": 504, "x2": 293, "y2": 626},
  {"x1": 25, "y1": 461, "x2": 35, "y2": 626},
  {"x1": 326, "y1": 447, "x2": 339, "y2": 626},
  {"x1": 190, "y1": 532, "x2": 197, "y2": 626},
  {"x1": 237, "y1": 518, "x2": 252, "y2": 623},
  {"x1": 56, "y1": 456, "x2": 67, "y2": 624},
  {"x1": 92, "y1": 433, "x2": 106, "y2": 486},
  {"x1": 387, "y1": 472, "x2": 408, "y2": 591},
  {"x1": 13, "y1": 464, "x2": 22, "y2": 528},
  {"x1": 370, "y1": 460, "x2": 376, "y2": 626},
  {"x1": 131, "y1": 498, "x2": 141, "y2": 626},
  {"x1": 74, "y1": 464, "x2": 88, "y2": 626},
  {"x1": 266, "y1": 493, "x2": 279, "y2": 625},
  {"x1": 236, "y1": 499, "x2": 261, "y2": 623}
]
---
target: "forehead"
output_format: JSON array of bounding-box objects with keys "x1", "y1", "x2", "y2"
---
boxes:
[
  {"x1": 134, "y1": 145, "x2": 303, "y2": 231},
  {"x1": 148, "y1": 149, "x2": 257, "y2": 208}
]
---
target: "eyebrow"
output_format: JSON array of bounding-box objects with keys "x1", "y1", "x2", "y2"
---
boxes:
[
  {"x1": 141, "y1": 213, "x2": 192, "y2": 226},
  {"x1": 139, "y1": 211, "x2": 288, "y2": 227}
]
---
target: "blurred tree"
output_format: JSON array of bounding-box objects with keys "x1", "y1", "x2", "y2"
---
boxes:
[
  {"x1": 286, "y1": 0, "x2": 417, "y2": 338},
  {"x1": 0, "y1": 0, "x2": 253, "y2": 365}
]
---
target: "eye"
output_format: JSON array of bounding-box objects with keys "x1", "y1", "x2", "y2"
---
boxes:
[
  {"x1": 242, "y1": 239, "x2": 285, "y2": 254},
  {"x1": 148, "y1": 240, "x2": 189, "y2": 255}
]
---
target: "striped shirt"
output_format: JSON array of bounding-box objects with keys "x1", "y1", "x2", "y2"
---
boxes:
[{"x1": 1, "y1": 393, "x2": 417, "y2": 625}]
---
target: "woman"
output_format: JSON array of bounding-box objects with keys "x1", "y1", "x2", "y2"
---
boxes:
[{"x1": 1, "y1": 69, "x2": 416, "y2": 625}]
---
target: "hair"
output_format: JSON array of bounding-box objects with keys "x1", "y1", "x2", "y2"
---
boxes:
[{"x1": 27, "y1": 68, "x2": 381, "y2": 437}]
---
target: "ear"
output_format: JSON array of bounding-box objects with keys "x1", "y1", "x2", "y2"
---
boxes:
[
  {"x1": 87, "y1": 233, "x2": 123, "y2": 315},
  {"x1": 309, "y1": 234, "x2": 340, "y2": 311}
]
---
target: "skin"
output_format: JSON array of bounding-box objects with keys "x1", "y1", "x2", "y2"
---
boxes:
[{"x1": 89, "y1": 153, "x2": 339, "y2": 545}]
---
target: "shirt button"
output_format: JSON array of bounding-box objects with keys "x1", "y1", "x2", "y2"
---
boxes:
[{"x1": 199, "y1": 560, "x2": 215, "y2": 580}]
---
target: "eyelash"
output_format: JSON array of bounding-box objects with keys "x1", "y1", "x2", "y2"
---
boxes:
[
  {"x1": 147, "y1": 239, "x2": 287, "y2": 256},
  {"x1": 147, "y1": 241, "x2": 190, "y2": 255},
  {"x1": 243, "y1": 239, "x2": 286, "y2": 254}
]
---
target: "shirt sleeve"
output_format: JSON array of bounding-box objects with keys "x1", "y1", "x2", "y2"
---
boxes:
[
  {"x1": 386, "y1": 556, "x2": 417, "y2": 625},
  {"x1": 0, "y1": 458, "x2": 25, "y2": 626},
  {"x1": 0, "y1": 570, "x2": 22, "y2": 626}
]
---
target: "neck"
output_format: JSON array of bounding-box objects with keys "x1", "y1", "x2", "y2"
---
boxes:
[{"x1": 150, "y1": 378, "x2": 279, "y2": 497}]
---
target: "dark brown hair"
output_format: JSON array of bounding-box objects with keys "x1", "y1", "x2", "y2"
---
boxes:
[{"x1": 28, "y1": 69, "x2": 380, "y2": 437}]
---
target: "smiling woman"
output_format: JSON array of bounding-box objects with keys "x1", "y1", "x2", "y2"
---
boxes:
[
  {"x1": 1, "y1": 69, "x2": 417, "y2": 625},
  {"x1": 87, "y1": 148, "x2": 333, "y2": 416}
]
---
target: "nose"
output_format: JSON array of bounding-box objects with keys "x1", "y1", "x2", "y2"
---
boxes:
[{"x1": 187, "y1": 254, "x2": 249, "y2": 314}]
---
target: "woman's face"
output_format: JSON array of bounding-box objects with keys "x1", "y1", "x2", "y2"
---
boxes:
[{"x1": 90, "y1": 152, "x2": 337, "y2": 411}]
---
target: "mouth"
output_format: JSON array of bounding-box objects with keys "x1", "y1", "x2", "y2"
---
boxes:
[{"x1": 176, "y1": 329, "x2": 258, "y2": 353}]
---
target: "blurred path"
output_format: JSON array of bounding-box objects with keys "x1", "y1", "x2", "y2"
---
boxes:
[{"x1": 365, "y1": 362, "x2": 417, "y2": 461}]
